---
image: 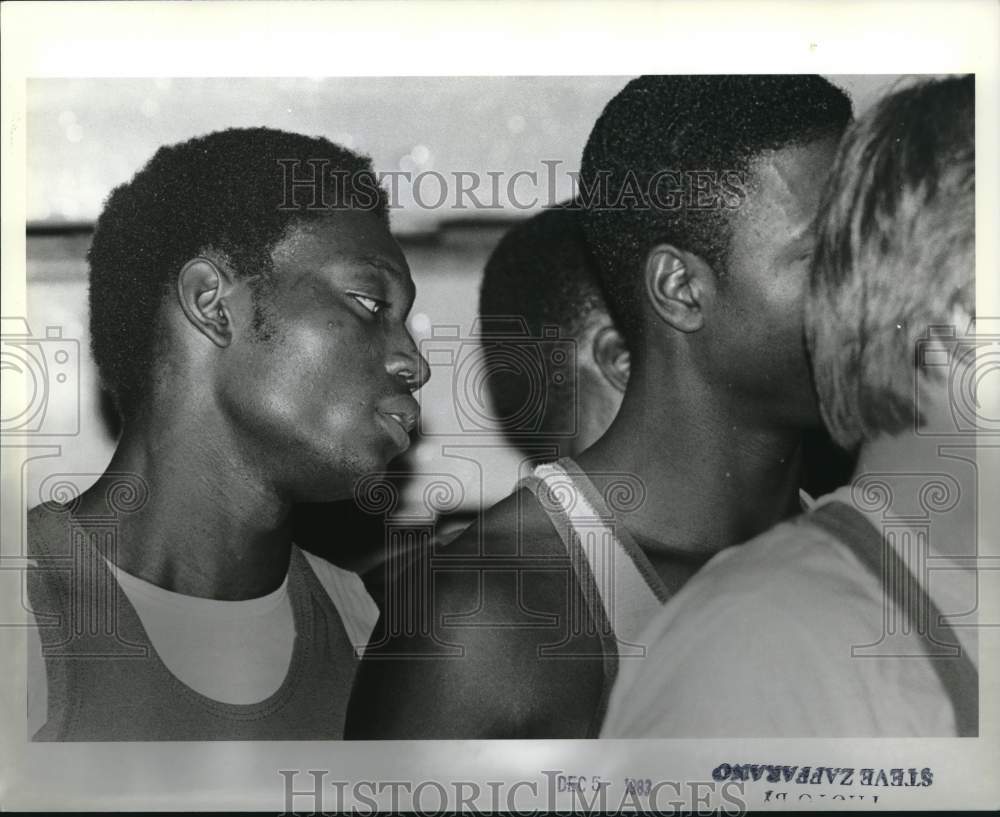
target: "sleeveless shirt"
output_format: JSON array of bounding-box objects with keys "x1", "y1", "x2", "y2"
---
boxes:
[
  {"x1": 27, "y1": 504, "x2": 360, "y2": 741},
  {"x1": 518, "y1": 457, "x2": 704, "y2": 733}
]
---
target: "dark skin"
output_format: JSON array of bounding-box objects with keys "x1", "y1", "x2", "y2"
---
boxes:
[
  {"x1": 31, "y1": 211, "x2": 429, "y2": 601},
  {"x1": 347, "y1": 136, "x2": 842, "y2": 738}
]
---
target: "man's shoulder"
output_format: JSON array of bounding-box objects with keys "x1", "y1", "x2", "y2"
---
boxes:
[
  {"x1": 365, "y1": 483, "x2": 576, "y2": 633},
  {"x1": 428, "y1": 485, "x2": 572, "y2": 610},
  {"x1": 443, "y1": 484, "x2": 566, "y2": 559},
  {"x1": 604, "y1": 513, "x2": 927, "y2": 738},
  {"x1": 693, "y1": 513, "x2": 874, "y2": 603},
  {"x1": 351, "y1": 483, "x2": 607, "y2": 737},
  {"x1": 651, "y1": 513, "x2": 882, "y2": 653}
]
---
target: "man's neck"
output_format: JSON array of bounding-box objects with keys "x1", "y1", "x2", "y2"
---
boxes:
[
  {"x1": 81, "y1": 415, "x2": 294, "y2": 601},
  {"x1": 575, "y1": 366, "x2": 804, "y2": 557}
]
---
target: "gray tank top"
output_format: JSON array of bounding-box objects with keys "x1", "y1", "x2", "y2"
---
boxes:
[{"x1": 28, "y1": 505, "x2": 359, "y2": 741}]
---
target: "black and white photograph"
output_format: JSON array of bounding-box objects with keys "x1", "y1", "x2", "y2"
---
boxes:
[{"x1": 1, "y1": 1, "x2": 997, "y2": 812}]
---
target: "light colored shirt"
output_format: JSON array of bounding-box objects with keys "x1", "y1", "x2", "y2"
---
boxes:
[
  {"x1": 27, "y1": 550, "x2": 378, "y2": 738},
  {"x1": 600, "y1": 487, "x2": 978, "y2": 737}
]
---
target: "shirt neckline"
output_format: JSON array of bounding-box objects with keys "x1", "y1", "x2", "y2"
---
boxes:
[{"x1": 99, "y1": 552, "x2": 290, "y2": 619}]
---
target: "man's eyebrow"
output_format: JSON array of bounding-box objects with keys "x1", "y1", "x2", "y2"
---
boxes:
[
  {"x1": 351, "y1": 253, "x2": 407, "y2": 277},
  {"x1": 349, "y1": 253, "x2": 416, "y2": 305}
]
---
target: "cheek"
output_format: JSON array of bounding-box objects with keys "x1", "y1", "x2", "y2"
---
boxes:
[
  {"x1": 771, "y1": 263, "x2": 810, "y2": 334},
  {"x1": 750, "y1": 247, "x2": 807, "y2": 313},
  {"x1": 227, "y1": 319, "x2": 384, "y2": 429},
  {"x1": 719, "y1": 264, "x2": 808, "y2": 365}
]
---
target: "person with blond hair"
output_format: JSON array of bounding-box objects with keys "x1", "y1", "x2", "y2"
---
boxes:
[{"x1": 601, "y1": 75, "x2": 978, "y2": 738}]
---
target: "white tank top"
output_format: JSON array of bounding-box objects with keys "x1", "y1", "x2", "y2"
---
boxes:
[{"x1": 521, "y1": 458, "x2": 669, "y2": 653}]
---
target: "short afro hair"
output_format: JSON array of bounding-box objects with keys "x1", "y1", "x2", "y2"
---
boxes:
[
  {"x1": 580, "y1": 75, "x2": 852, "y2": 346},
  {"x1": 88, "y1": 126, "x2": 388, "y2": 419},
  {"x1": 479, "y1": 203, "x2": 608, "y2": 450},
  {"x1": 807, "y1": 75, "x2": 975, "y2": 450}
]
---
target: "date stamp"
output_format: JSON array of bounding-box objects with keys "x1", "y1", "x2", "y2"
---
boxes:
[
  {"x1": 544, "y1": 772, "x2": 653, "y2": 796},
  {"x1": 540, "y1": 770, "x2": 746, "y2": 812}
]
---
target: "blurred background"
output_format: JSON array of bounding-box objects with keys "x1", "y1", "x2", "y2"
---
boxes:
[{"x1": 18, "y1": 75, "x2": 902, "y2": 549}]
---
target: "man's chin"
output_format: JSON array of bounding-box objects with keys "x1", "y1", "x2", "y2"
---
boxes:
[
  {"x1": 279, "y1": 432, "x2": 405, "y2": 504},
  {"x1": 282, "y1": 455, "x2": 377, "y2": 504},
  {"x1": 338, "y1": 444, "x2": 403, "y2": 493}
]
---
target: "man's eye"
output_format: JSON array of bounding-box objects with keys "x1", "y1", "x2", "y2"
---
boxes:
[{"x1": 351, "y1": 294, "x2": 386, "y2": 315}]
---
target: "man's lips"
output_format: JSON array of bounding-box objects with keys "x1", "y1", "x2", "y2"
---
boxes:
[{"x1": 376, "y1": 396, "x2": 419, "y2": 452}]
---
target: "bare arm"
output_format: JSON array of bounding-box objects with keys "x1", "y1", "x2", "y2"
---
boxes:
[{"x1": 345, "y1": 497, "x2": 607, "y2": 739}]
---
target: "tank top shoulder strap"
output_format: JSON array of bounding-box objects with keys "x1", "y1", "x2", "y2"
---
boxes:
[
  {"x1": 809, "y1": 500, "x2": 978, "y2": 737},
  {"x1": 518, "y1": 458, "x2": 668, "y2": 647}
]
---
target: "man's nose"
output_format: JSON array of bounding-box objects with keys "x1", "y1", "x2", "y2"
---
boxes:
[{"x1": 386, "y1": 333, "x2": 430, "y2": 393}]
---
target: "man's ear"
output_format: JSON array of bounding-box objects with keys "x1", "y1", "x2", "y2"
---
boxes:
[
  {"x1": 592, "y1": 322, "x2": 630, "y2": 393},
  {"x1": 176, "y1": 257, "x2": 235, "y2": 348},
  {"x1": 644, "y1": 244, "x2": 707, "y2": 333}
]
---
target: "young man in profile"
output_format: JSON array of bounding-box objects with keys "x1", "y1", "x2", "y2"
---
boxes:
[
  {"x1": 602, "y1": 75, "x2": 977, "y2": 737},
  {"x1": 348, "y1": 75, "x2": 853, "y2": 738},
  {"x1": 479, "y1": 203, "x2": 848, "y2": 490},
  {"x1": 479, "y1": 202, "x2": 630, "y2": 462},
  {"x1": 27, "y1": 127, "x2": 429, "y2": 740}
]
